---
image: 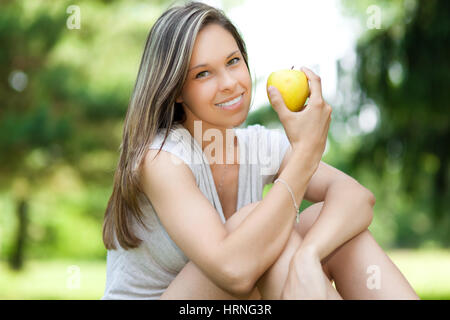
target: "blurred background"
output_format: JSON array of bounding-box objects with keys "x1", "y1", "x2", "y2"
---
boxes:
[{"x1": 0, "y1": 0, "x2": 448, "y2": 299}]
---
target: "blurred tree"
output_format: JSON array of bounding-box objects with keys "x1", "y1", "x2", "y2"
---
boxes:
[
  {"x1": 0, "y1": 0, "x2": 246, "y2": 268},
  {"x1": 0, "y1": 0, "x2": 157, "y2": 269},
  {"x1": 339, "y1": 0, "x2": 449, "y2": 246},
  {"x1": 0, "y1": 1, "x2": 70, "y2": 270}
]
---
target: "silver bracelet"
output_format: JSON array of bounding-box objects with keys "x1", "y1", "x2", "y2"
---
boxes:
[{"x1": 274, "y1": 178, "x2": 301, "y2": 223}]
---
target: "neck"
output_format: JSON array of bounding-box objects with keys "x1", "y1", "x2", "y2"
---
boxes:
[{"x1": 181, "y1": 119, "x2": 238, "y2": 166}]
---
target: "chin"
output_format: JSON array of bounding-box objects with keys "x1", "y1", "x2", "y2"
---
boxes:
[{"x1": 231, "y1": 110, "x2": 249, "y2": 128}]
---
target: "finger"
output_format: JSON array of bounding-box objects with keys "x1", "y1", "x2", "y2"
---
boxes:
[
  {"x1": 267, "y1": 85, "x2": 292, "y2": 119},
  {"x1": 301, "y1": 67, "x2": 323, "y2": 101}
]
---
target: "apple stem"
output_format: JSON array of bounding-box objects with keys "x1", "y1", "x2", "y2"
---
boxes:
[{"x1": 291, "y1": 65, "x2": 294, "y2": 70}]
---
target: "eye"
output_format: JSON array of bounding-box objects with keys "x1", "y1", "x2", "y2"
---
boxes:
[
  {"x1": 195, "y1": 71, "x2": 209, "y2": 79},
  {"x1": 228, "y1": 57, "x2": 240, "y2": 65},
  {"x1": 195, "y1": 57, "x2": 241, "y2": 79}
]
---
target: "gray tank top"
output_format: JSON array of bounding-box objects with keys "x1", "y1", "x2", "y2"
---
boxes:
[{"x1": 102, "y1": 123, "x2": 291, "y2": 299}]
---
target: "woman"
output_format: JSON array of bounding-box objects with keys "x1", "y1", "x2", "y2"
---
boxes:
[{"x1": 101, "y1": 1, "x2": 419, "y2": 300}]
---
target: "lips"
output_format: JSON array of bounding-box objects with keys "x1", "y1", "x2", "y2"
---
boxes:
[
  {"x1": 215, "y1": 93, "x2": 244, "y2": 106},
  {"x1": 215, "y1": 94, "x2": 244, "y2": 111}
]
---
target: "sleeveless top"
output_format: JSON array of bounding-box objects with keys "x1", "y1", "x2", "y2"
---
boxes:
[{"x1": 102, "y1": 123, "x2": 291, "y2": 299}]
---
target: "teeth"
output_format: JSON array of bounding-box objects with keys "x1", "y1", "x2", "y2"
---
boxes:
[{"x1": 216, "y1": 94, "x2": 242, "y2": 107}]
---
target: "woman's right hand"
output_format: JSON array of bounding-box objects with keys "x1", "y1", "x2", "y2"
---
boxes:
[{"x1": 267, "y1": 66, "x2": 332, "y2": 164}]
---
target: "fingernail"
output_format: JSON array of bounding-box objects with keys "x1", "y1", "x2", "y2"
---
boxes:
[{"x1": 268, "y1": 86, "x2": 275, "y2": 94}]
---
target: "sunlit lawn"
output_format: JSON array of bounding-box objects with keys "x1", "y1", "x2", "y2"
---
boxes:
[
  {"x1": 1, "y1": 249, "x2": 449, "y2": 300},
  {"x1": 0, "y1": 260, "x2": 106, "y2": 300}
]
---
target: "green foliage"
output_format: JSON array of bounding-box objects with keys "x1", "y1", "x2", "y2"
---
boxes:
[
  {"x1": 339, "y1": 0, "x2": 450, "y2": 246},
  {"x1": 245, "y1": 0, "x2": 449, "y2": 249},
  {"x1": 0, "y1": 0, "x2": 448, "y2": 270},
  {"x1": 1, "y1": 183, "x2": 109, "y2": 261},
  {"x1": 0, "y1": 0, "x2": 168, "y2": 263}
]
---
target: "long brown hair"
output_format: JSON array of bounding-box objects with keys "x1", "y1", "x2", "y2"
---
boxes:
[{"x1": 103, "y1": 1, "x2": 251, "y2": 250}]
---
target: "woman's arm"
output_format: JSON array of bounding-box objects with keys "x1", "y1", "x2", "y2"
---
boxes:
[
  {"x1": 142, "y1": 68, "x2": 330, "y2": 297},
  {"x1": 276, "y1": 152, "x2": 375, "y2": 261},
  {"x1": 300, "y1": 179, "x2": 375, "y2": 261},
  {"x1": 141, "y1": 146, "x2": 318, "y2": 297}
]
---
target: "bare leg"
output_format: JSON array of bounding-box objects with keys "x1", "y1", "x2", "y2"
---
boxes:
[
  {"x1": 325, "y1": 230, "x2": 420, "y2": 299},
  {"x1": 262, "y1": 202, "x2": 419, "y2": 300},
  {"x1": 282, "y1": 201, "x2": 419, "y2": 300},
  {"x1": 262, "y1": 228, "x2": 342, "y2": 300},
  {"x1": 255, "y1": 202, "x2": 342, "y2": 300},
  {"x1": 161, "y1": 199, "x2": 418, "y2": 300},
  {"x1": 161, "y1": 201, "x2": 338, "y2": 300}
]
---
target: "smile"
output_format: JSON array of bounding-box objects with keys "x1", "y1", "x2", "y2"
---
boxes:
[{"x1": 215, "y1": 94, "x2": 244, "y2": 110}]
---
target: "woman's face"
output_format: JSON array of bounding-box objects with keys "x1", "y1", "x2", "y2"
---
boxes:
[{"x1": 176, "y1": 23, "x2": 252, "y2": 130}]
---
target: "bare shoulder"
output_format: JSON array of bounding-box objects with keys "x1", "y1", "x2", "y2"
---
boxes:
[{"x1": 142, "y1": 148, "x2": 196, "y2": 188}]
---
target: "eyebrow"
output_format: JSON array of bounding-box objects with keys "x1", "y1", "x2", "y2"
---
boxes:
[{"x1": 188, "y1": 50, "x2": 240, "y2": 72}]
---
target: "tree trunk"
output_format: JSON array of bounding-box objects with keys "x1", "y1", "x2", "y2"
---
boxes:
[{"x1": 9, "y1": 198, "x2": 28, "y2": 271}]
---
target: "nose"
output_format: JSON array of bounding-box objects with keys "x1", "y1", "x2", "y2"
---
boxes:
[{"x1": 218, "y1": 69, "x2": 238, "y2": 92}]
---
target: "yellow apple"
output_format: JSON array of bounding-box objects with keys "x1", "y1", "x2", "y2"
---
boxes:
[{"x1": 267, "y1": 69, "x2": 309, "y2": 112}]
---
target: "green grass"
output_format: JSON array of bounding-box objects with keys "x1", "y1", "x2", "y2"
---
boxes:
[
  {"x1": 0, "y1": 259, "x2": 106, "y2": 300},
  {"x1": 387, "y1": 249, "x2": 450, "y2": 300},
  {"x1": 0, "y1": 249, "x2": 449, "y2": 300}
]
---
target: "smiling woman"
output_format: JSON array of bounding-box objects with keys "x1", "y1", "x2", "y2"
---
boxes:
[
  {"x1": 175, "y1": 23, "x2": 252, "y2": 142},
  {"x1": 101, "y1": 1, "x2": 259, "y2": 299},
  {"x1": 101, "y1": 1, "x2": 418, "y2": 301},
  {"x1": 102, "y1": 1, "x2": 253, "y2": 253}
]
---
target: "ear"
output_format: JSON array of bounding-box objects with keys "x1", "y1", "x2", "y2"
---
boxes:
[{"x1": 175, "y1": 95, "x2": 183, "y2": 104}]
